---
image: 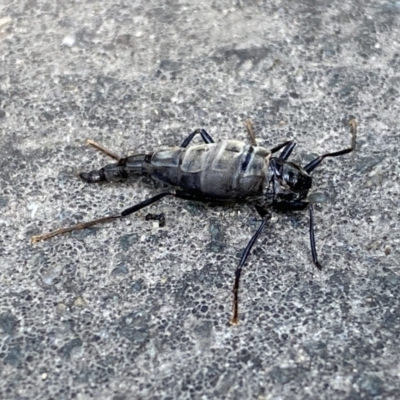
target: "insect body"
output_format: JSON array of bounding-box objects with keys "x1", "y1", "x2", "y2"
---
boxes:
[
  {"x1": 83, "y1": 139, "x2": 272, "y2": 201},
  {"x1": 32, "y1": 120, "x2": 357, "y2": 324}
]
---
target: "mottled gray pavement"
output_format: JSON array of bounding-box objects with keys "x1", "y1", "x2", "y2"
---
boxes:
[{"x1": 1, "y1": 1, "x2": 400, "y2": 399}]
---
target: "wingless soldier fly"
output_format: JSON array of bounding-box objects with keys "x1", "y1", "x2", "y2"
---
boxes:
[{"x1": 32, "y1": 120, "x2": 357, "y2": 324}]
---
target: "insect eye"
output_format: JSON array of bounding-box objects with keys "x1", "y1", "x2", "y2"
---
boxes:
[{"x1": 285, "y1": 170, "x2": 296, "y2": 186}]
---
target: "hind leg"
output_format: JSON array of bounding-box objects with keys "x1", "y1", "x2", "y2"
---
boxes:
[{"x1": 31, "y1": 191, "x2": 175, "y2": 243}]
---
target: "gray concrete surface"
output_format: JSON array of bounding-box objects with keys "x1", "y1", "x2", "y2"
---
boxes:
[{"x1": 1, "y1": 1, "x2": 400, "y2": 399}]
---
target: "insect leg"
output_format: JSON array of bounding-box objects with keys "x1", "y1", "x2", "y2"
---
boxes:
[
  {"x1": 180, "y1": 129, "x2": 214, "y2": 148},
  {"x1": 269, "y1": 140, "x2": 296, "y2": 156},
  {"x1": 231, "y1": 207, "x2": 271, "y2": 325},
  {"x1": 278, "y1": 141, "x2": 297, "y2": 160},
  {"x1": 273, "y1": 201, "x2": 309, "y2": 212},
  {"x1": 309, "y1": 204, "x2": 322, "y2": 270},
  {"x1": 273, "y1": 201, "x2": 322, "y2": 270},
  {"x1": 304, "y1": 119, "x2": 357, "y2": 173},
  {"x1": 31, "y1": 191, "x2": 174, "y2": 243}
]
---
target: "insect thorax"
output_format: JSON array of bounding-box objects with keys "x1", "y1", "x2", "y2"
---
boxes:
[{"x1": 266, "y1": 158, "x2": 312, "y2": 203}]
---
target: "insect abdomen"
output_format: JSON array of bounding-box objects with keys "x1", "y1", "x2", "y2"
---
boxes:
[{"x1": 150, "y1": 140, "x2": 270, "y2": 199}]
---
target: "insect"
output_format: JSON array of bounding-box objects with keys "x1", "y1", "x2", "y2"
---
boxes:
[{"x1": 32, "y1": 120, "x2": 357, "y2": 324}]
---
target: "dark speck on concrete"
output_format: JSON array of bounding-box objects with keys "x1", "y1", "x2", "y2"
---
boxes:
[
  {"x1": 111, "y1": 264, "x2": 129, "y2": 275},
  {"x1": 118, "y1": 310, "x2": 150, "y2": 344},
  {"x1": 0, "y1": 313, "x2": 18, "y2": 335},
  {"x1": 207, "y1": 217, "x2": 226, "y2": 253},
  {"x1": 118, "y1": 234, "x2": 139, "y2": 251},
  {"x1": 58, "y1": 338, "x2": 83, "y2": 360},
  {"x1": 4, "y1": 345, "x2": 22, "y2": 367},
  {"x1": 0, "y1": 196, "x2": 9, "y2": 209}
]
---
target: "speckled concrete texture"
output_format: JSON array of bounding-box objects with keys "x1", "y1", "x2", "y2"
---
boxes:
[{"x1": 1, "y1": 1, "x2": 399, "y2": 399}]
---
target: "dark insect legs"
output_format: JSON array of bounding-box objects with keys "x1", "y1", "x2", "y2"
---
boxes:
[{"x1": 231, "y1": 120, "x2": 356, "y2": 323}]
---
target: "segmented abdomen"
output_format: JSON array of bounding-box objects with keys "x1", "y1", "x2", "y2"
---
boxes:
[{"x1": 150, "y1": 140, "x2": 271, "y2": 200}]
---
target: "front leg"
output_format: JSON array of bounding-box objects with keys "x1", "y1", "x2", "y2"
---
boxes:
[{"x1": 273, "y1": 201, "x2": 322, "y2": 270}]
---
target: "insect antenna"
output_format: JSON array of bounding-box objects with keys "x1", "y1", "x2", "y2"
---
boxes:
[{"x1": 304, "y1": 120, "x2": 357, "y2": 173}]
